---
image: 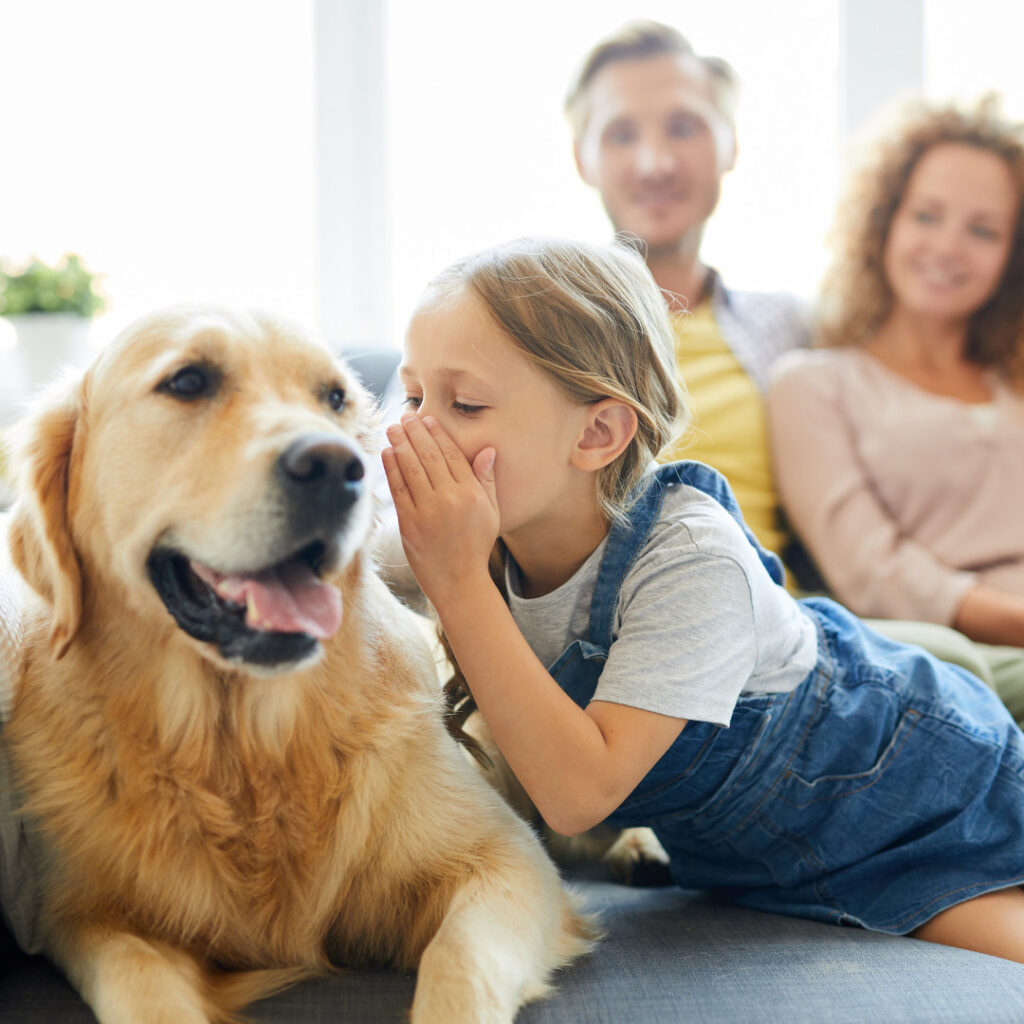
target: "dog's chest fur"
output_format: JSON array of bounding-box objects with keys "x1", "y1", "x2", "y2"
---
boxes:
[{"x1": 11, "y1": 621, "x2": 430, "y2": 969}]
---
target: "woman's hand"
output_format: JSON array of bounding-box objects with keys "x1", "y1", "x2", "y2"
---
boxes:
[
  {"x1": 953, "y1": 584, "x2": 1024, "y2": 649},
  {"x1": 382, "y1": 413, "x2": 499, "y2": 608}
]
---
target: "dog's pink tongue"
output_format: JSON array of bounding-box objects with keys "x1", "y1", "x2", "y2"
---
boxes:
[{"x1": 192, "y1": 560, "x2": 342, "y2": 639}]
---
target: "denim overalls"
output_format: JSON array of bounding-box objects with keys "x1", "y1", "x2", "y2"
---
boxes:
[{"x1": 548, "y1": 462, "x2": 1024, "y2": 934}]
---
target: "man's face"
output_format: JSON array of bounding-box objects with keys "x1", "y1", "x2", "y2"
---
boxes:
[{"x1": 574, "y1": 53, "x2": 736, "y2": 253}]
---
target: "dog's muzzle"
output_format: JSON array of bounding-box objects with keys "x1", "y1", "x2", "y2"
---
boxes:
[{"x1": 147, "y1": 433, "x2": 368, "y2": 669}]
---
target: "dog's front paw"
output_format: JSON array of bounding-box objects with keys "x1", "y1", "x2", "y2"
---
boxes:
[
  {"x1": 544, "y1": 825, "x2": 672, "y2": 886},
  {"x1": 60, "y1": 931, "x2": 213, "y2": 1024},
  {"x1": 602, "y1": 827, "x2": 673, "y2": 887}
]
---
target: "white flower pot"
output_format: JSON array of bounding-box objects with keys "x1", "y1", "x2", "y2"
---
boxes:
[{"x1": 6, "y1": 312, "x2": 95, "y2": 393}]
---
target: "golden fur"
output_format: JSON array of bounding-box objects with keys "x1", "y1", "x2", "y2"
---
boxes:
[{"x1": 6, "y1": 305, "x2": 593, "y2": 1024}]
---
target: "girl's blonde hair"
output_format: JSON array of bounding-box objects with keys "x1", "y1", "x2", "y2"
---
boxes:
[
  {"x1": 426, "y1": 235, "x2": 690, "y2": 524},
  {"x1": 819, "y1": 96, "x2": 1024, "y2": 377}
]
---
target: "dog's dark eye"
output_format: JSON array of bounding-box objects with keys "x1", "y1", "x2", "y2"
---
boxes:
[
  {"x1": 326, "y1": 386, "x2": 346, "y2": 412},
  {"x1": 159, "y1": 365, "x2": 218, "y2": 401}
]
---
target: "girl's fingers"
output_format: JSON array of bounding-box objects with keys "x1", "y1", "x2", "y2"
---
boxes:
[
  {"x1": 472, "y1": 446, "x2": 498, "y2": 508},
  {"x1": 421, "y1": 415, "x2": 474, "y2": 483},
  {"x1": 381, "y1": 446, "x2": 415, "y2": 510},
  {"x1": 384, "y1": 414, "x2": 481, "y2": 516},
  {"x1": 399, "y1": 413, "x2": 467, "y2": 488},
  {"x1": 384, "y1": 420, "x2": 435, "y2": 504}
]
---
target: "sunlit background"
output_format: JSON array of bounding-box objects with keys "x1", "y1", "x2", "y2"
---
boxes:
[{"x1": 2, "y1": 0, "x2": 1023, "y2": 423}]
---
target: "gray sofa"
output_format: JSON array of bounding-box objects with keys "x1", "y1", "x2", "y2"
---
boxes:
[{"x1": 6, "y1": 874, "x2": 1024, "y2": 1023}]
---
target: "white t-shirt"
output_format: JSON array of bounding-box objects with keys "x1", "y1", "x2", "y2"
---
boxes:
[{"x1": 506, "y1": 481, "x2": 818, "y2": 728}]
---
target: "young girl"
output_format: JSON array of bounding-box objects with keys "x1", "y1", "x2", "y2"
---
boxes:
[{"x1": 382, "y1": 236, "x2": 1024, "y2": 960}]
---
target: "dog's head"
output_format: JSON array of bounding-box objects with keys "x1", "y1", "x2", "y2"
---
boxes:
[{"x1": 9, "y1": 304, "x2": 379, "y2": 674}]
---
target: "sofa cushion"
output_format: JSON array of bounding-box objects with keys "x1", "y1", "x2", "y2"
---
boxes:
[{"x1": 5, "y1": 878, "x2": 1024, "y2": 1023}]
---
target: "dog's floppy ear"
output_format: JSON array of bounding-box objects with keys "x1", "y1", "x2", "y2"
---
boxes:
[{"x1": 8, "y1": 377, "x2": 85, "y2": 658}]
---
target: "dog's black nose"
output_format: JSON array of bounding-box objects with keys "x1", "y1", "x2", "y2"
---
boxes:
[
  {"x1": 278, "y1": 434, "x2": 365, "y2": 527},
  {"x1": 280, "y1": 434, "x2": 365, "y2": 486}
]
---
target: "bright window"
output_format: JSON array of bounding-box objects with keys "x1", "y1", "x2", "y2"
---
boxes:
[
  {"x1": 385, "y1": 0, "x2": 841, "y2": 334},
  {"x1": 0, "y1": 0, "x2": 317, "y2": 352},
  {"x1": 4, "y1": 0, "x2": 1023, "y2": 381},
  {"x1": 924, "y1": 0, "x2": 1024, "y2": 114}
]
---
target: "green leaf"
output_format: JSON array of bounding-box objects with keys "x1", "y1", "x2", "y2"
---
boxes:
[{"x1": 0, "y1": 253, "x2": 106, "y2": 318}]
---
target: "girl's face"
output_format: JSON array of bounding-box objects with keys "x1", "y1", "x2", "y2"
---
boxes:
[
  {"x1": 400, "y1": 288, "x2": 593, "y2": 541},
  {"x1": 883, "y1": 143, "x2": 1018, "y2": 327}
]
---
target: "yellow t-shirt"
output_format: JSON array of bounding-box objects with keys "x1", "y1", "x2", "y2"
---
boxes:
[{"x1": 660, "y1": 301, "x2": 789, "y2": 560}]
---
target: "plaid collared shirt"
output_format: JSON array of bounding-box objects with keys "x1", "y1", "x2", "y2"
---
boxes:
[{"x1": 705, "y1": 268, "x2": 812, "y2": 393}]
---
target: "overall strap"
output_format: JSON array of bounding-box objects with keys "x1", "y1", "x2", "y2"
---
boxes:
[{"x1": 587, "y1": 461, "x2": 785, "y2": 649}]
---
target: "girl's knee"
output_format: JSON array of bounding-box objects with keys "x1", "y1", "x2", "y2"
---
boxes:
[{"x1": 912, "y1": 887, "x2": 1024, "y2": 964}]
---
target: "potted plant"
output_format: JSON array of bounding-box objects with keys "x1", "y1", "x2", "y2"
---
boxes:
[{"x1": 1, "y1": 253, "x2": 107, "y2": 392}]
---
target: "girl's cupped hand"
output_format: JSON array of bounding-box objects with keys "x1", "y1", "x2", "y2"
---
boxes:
[{"x1": 382, "y1": 413, "x2": 499, "y2": 607}]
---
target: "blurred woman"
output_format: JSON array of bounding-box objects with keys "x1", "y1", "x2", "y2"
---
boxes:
[{"x1": 768, "y1": 98, "x2": 1024, "y2": 699}]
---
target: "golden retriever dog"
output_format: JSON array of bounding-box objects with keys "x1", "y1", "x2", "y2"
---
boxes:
[{"x1": 5, "y1": 305, "x2": 594, "y2": 1024}]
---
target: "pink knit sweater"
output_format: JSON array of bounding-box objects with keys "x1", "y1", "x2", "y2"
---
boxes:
[{"x1": 768, "y1": 347, "x2": 1024, "y2": 624}]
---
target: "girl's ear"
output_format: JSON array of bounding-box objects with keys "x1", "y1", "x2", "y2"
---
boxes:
[{"x1": 571, "y1": 399, "x2": 638, "y2": 471}]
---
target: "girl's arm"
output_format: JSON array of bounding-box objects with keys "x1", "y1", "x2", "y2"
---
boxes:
[
  {"x1": 382, "y1": 414, "x2": 686, "y2": 836},
  {"x1": 437, "y1": 576, "x2": 686, "y2": 836}
]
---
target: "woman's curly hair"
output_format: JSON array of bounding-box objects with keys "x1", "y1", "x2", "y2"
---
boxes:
[{"x1": 818, "y1": 96, "x2": 1024, "y2": 378}]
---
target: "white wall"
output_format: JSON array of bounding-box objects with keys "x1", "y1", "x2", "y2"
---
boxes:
[
  {"x1": 384, "y1": 0, "x2": 841, "y2": 343},
  {"x1": 2, "y1": 0, "x2": 1022, "y2": 372},
  {"x1": 0, "y1": 0, "x2": 317, "y2": 357}
]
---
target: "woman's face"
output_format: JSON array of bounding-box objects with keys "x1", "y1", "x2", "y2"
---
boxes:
[{"x1": 882, "y1": 143, "x2": 1019, "y2": 328}]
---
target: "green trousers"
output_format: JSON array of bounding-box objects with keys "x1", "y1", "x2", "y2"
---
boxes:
[{"x1": 870, "y1": 619, "x2": 1024, "y2": 728}]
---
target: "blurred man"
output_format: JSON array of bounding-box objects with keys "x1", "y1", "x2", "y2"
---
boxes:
[{"x1": 567, "y1": 21, "x2": 809, "y2": 560}]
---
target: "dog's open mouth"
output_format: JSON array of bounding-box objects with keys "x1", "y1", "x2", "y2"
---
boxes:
[{"x1": 147, "y1": 540, "x2": 343, "y2": 667}]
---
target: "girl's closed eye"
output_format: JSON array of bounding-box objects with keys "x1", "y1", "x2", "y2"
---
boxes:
[{"x1": 402, "y1": 394, "x2": 485, "y2": 415}]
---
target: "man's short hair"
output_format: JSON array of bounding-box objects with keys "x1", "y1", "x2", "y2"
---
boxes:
[{"x1": 565, "y1": 20, "x2": 739, "y2": 140}]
